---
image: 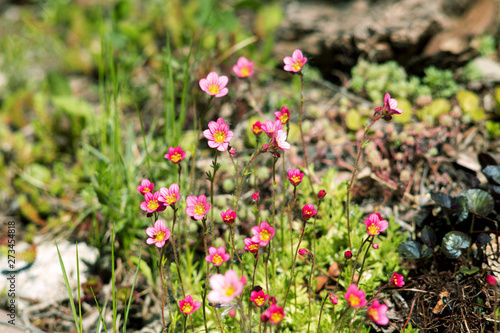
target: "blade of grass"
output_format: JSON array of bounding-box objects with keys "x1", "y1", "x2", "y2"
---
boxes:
[
  {"x1": 112, "y1": 225, "x2": 117, "y2": 333},
  {"x1": 164, "y1": 34, "x2": 176, "y2": 144},
  {"x1": 76, "y1": 244, "x2": 83, "y2": 333},
  {"x1": 91, "y1": 287, "x2": 108, "y2": 333},
  {"x1": 177, "y1": 37, "x2": 193, "y2": 145},
  {"x1": 55, "y1": 242, "x2": 82, "y2": 333},
  {"x1": 122, "y1": 247, "x2": 143, "y2": 333}
]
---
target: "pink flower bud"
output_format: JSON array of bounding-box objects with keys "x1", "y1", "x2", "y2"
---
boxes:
[
  {"x1": 486, "y1": 274, "x2": 497, "y2": 287},
  {"x1": 252, "y1": 192, "x2": 260, "y2": 201},
  {"x1": 229, "y1": 147, "x2": 235, "y2": 155},
  {"x1": 344, "y1": 251, "x2": 353, "y2": 259},
  {"x1": 318, "y1": 190, "x2": 327, "y2": 199},
  {"x1": 298, "y1": 248, "x2": 308, "y2": 256},
  {"x1": 268, "y1": 296, "x2": 277, "y2": 305},
  {"x1": 328, "y1": 292, "x2": 338, "y2": 305},
  {"x1": 372, "y1": 243, "x2": 379, "y2": 249}
]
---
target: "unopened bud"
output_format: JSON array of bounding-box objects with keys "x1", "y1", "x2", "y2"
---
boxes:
[{"x1": 344, "y1": 251, "x2": 353, "y2": 259}]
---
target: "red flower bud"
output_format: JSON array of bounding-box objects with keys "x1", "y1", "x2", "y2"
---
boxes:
[
  {"x1": 344, "y1": 250, "x2": 353, "y2": 259},
  {"x1": 318, "y1": 190, "x2": 326, "y2": 199}
]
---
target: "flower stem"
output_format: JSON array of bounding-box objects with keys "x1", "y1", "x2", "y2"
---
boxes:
[
  {"x1": 316, "y1": 293, "x2": 329, "y2": 333},
  {"x1": 201, "y1": 218, "x2": 210, "y2": 333},
  {"x1": 351, "y1": 236, "x2": 371, "y2": 283},
  {"x1": 306, "y1": 256, "x2": 315, "y2": 333},
  {"x1": 356, "y1": 236, "x2": 374, "y2": 284},
  {"x1": 283, "y1": 219, "x2": 307, "y2": 308}
]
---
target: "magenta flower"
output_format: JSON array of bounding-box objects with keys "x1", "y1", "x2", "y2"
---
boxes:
[
  {"x1": 375, "y1": 93, "x2": 404, "y2": 120},
  {"x1": 252, "y1": 191, "x2": 260, "y2": 201},
  {"x1": 229, "y1": 147, "x2": 235, "y2": 155},
  {"x1": 146, "y1": 220, "x2": 171, "y2": 248},
  {"x1": 344, "y1": 251, "x2": 353, "y2": 259},
  {"x1": 203, "y1": 117, "x2": 234, "y2": 152},
  {"x1": 318, "y1": 190, "x2": 327, "y2": 199},
  {"x1": 158, "y1": 183, "x2": 180, "y2": 206},
  {"x1": 329, "y1": 292, "x2": 338, "y2": 305},
  {"x1": 372, "y1": 243, "x2": 379, "y2": 249},
  {"x1": 232, "y1": 57, "x2": 254, "y2": 78},
  {"x1": 367, "y1": 300, "x2": 389, "y2": 325},
  {"x1": 389, "y1": 271, "x2": 405, "y2": 287},
  {"x1": 221, "y1": 209, "x2": 236, "y2": 225},
  {"x1": 205, "y1": 246, "x2": 231, "y2": 266},
  {"x1": 179, "y1": 295, "x2": 201, "y2": 315},
  {"x1": 251, "y1": 221, "x2": 276, "y2": 247},
  {"x1": 283, "y1": 49, "x2": 307, "y2": 73},
  {"x1": 250, "y1": 290, "x2": 269, "y2": 307},
  {"x1": 486, "y1": 275, "x2": 498, "y2": 287},
  {"x1": 244, "y1": 238, "x2": 260, "y2": 253},
  {"x1": 252, "y1": 121, "x2": 263, "y2": 136},
  {"x1": 288, "y1": 168, "x2": 304, "y2": 186},
  {"x1": 364, "y1": 213, "x2": 389, "y2": 236},
  {"x1": 302, "y1": 204, "x2": 318, "y2": 220},
  {"x1": 140, "y1": 191, "x2": 166, "y2": 213},
  {"x1": 298, "y1": 248, "x2": 312, "y2": 257},
  {"x1": 263, "y1": 120, "x2": 283, "y2": 138},
  {"x1": 164, "y1": 146, "x2": 186, "y2": 164},
  {"x1": 199, "y1": 72, "x2": 229, "y2": 97},
  {"x1": 137, "y1": 179, "x2": 154, "y2": 195},
  {"x1": 262, "y1": 304, "x2": 285, "y2": 324},
  {"x1": 274, "y1": 106, "x2": 290, "y2": 124},
  {"x1": 272, "y1": 130, "x2": 291, "y2": 151},
  {"x1": 207, "y1": 270, "x2": 246, "y2": 303},
  {"x1": 344, "y1": 284, "x2": 367, "y2": 308},
  {"x1": 185, "y1": 195, "x2": 210, "y2": 220}
]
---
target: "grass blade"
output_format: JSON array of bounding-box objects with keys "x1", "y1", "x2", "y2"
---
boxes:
[{"x1": 122, "y1": 247, "x2": 143, "y2": 333}]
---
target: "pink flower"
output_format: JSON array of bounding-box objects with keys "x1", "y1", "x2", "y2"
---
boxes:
[
  {"x1": 164, "y1": 146, "x2": 186, "y2": 164},
  {"x1": 274, "y1": 106, "x2": 290, "y2": 124},
  {"x1": 372, "y1": 243, "x2": 379, "y2": 249},
  {"x1": 185, "y1": 195, "x2": 211, "y2": 220},
  {"x1": 329, "y1": 292, "x2": 338, "y2": 305},
  {"x1": 250, "y1": 290, "x2": 269, "y2": 307},
  {"x1": 179, "y1": 295, "x2": 201, "y2": 315},
  {"x1": 199, "y1": 72, "x2": 229, "y2": 97},
  {"x1": 318, "y1": 190, "x2": 327, "y2": 199},
  {"x1": 367, "y1": 300, "x2": 389, "y2": 325},
  {"x1": 251, "y1": 221, "x2": 276, "y2": 247},
  {"x1": 299, "y1": 248, "x2": 313, "y2": 258},
  {"x1": 272, "y1": 130, "x2": 291, "y2": 151},
  {"x1": 375, "y1": 93, "x2": 404, "y2": 121},
  {"x1": 207, "y1": 270, "x2": 246, "y2": 303},
  {"x1": 364, "y1": 213, "x2": 389, "y2": 236},
  {"x1": 288, "y1": 168, "x2": 304, "y2": 186},
  {"x1": 140, "y1": 191, "x2": 166, "y2": 213},
  {"x1": 252, "y1": 121, "x2": 263, "y2": 135},
  {"x1": 244, "y1": 238, "x2": 260, "y2": 253},
  {"x1": 344, "y1": 251, "x2": 353, "y2": 259},
  {"x1": 262, "y1": 304, "x2": 285, "y2": 324},
  {"x1": 221, "y1": 209, "x2": 236, "y2": 224},
  {"x1": 229, "y1": 147, "x2": 235, "y2": 155},
  {"x1": 263, "y1": 120, "x2": 283, "y2": 138},
  {"x1": 158, "y1": 183, "x2": 180, "y2": 206},
  {"x1": 486, "y1": 275, "x2": 497, "y2": 287},
  {"x1": 137, "y1": 179, "x2": 154, "y2": 195},
  {"x1": 146, "y1": 220, "x2": 171, "y2": 248},
  {"x1": 302, "y1": 204, "x2": 318, "y2": 220},
  {"x1": 344, "y1": 284, "x2": 367, "y2": 308},
  {"x1": 232, "y1": 57, "x2": 254, "y2": 78},
  {"x1": 252, "y1": 192, "x2": 260, "y2": 201},
  {"x1": 283, "y1": 49, "x2": 307, "y2": 73},
  {"x1": 203, "y1": 118, "x2": 234, "y2": 152},
  {"x1": 268, "y1": 296, "x2": 277, "y2": 305},
  {"x1": 389, "y1": 272, "x2": 405, "y2": 287},
  {"x1": 205, "y1": 246, "x2": 231, "y2": 266}
]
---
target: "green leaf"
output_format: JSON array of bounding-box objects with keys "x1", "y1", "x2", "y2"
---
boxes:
[
  {"x1": 345, "y1": 109, "x2": 361, "y2": 131},
  {"x1": 130, "y1": 255, "x2": 152, "y2": 284},
  {"x1": 442, "y1": 231, "x2": 470, "y2": 259},
  {"x1": 397, "y1": 241, "x2": 423, "y2": 259},
  {"x1": 431, "y1": 192, "x2": 453, "y2": 208},
  {"x1": 459, "y1": 266, "x2": 479, "y2": 275},
  {"x1": 483, "y1": 165, "x2": 500, "y2": 185},
  {"x1": 393, "y1": 98, "x2": 412, "y2": 124},
  {"x1": 465, "y1": 189, "x2": 494, "y2": 216},
  {"x1": 421, "y1": 225, "x2": 437, "y2": 248},
  {"x1": 52, "y1": 96, "x2": 94, "y2": 119}
]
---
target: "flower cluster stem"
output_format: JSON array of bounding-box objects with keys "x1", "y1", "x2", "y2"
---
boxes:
[{"x1": 316, "y1": 293, "x2": 329, "y2": 333}]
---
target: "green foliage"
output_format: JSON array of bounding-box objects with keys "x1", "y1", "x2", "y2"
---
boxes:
[
  {"x1": 478, "y1": 34, "x2": 497, "y2": 57},
  {"x1": 422, "y1": 66, "x2": 458, "y2": 98},
  {"x1": 456, "y1": 90, "x2": 486, "y2": 122}
]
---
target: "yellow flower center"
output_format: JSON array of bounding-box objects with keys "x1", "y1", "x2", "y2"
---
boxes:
[
  {"x1": 280, "y1": 114, "x2": 289, "y2": 123},
  {"x1": 304, "y1": 210, "x2": 311, "y2": 216},
  {"x1": 164, "y1": 193, "x2": 177, "y2": 205},
  {"x1": 348, "y1": 294, "x2": 360, "y2": 306},
  {"x1": 253, "y1": 125, "x2": 262, "y2": 134},
  {"x1": 368, "y1": 223, "x2": 380, "y2": 235},
  {"x1": 260, "y1": 229, "x2": 271, "y2": 241},
  {"x1": 224, "y1": 216, "x2": 233, "y2": 222},
  {"x1": 255, "y1": 296, "x2": 265, "y2": 306},
  {"x1": 194, "y1": 203, "x2": 206, "y2": 216},
  {"x1": 291, "y1": 175, "x2": 301, "y2": 184},
  {"x1": 225, "y1": 286, "x2": 235, "y2": 297},
  {"x1": 170, "y1": 152, "x2": 182, "y2": 163},
  {"x1": 271, "y1": 312, "x2": 283, "y2": 323},
  {"x1": 393, "y1": 277, "x2": 399, "y2": 286},
  {"x1": 212, "y1": 254, "x2": 223, "y2": 265},
  {"x1": 214, "y1": 130, "x2": 226, "y2": 144},
  {"x1": 240, "y1": 66, "x2": 250, "y2": 77},
  {"x1": 368, "y1": 308, "x2": 379, "y2": 321},
  {"x1": 249, "y1": 244, "x2": 259, "y2": 251},
  {"x1": 182, "y1": 303, "x2": 193, "y2": 313},
  {"x1": 148, "y1": 200, "x2": 159, "y2": 211},
  {"x1": 208, "y1": 83, "x2": 220, "y2": 95},
  {"x1": 292, "y1": 60, "x2": 303, "y2": 71},
  {"x1": 143, "y1": 188, "x2": 151, "y2": 193},
  {"x1": 154, "y1": 231, "x2": 166, "y2": 242}
]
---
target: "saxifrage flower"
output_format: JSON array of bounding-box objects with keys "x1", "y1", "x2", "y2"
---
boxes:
[
  {"x1": 302, "y1": 204, "x2": 318, "y2": 220},
  {"x1": 221, "y1": 209, "x2": 236, "y2": 224},
  {"x1": 288, "y1": 168, "x2": 304, "y2": 186},
  {"x1": 207, "y1": 270, "x2": 246, "y2": 303},
  {"x1": 146, "y1": 220, "x2": 171, "y2": 248},
  {"x1": 164, "y1": 146, "x2": 186, "y2": 164},
  {"x1": 344, "y1": 284, "x2": 367, "y2": 308},
  {"x1": 274, "y1": 106, "x2": 290, "y2": 124},
  {"x1": 137, "y1": 179, "x2": 154, "y2": 195},
  {"x1": 367, "y1": 300, "x2": 389, "y2": 325},
  {"x1": 158, "y1": 183, "x2": 180, "y2": 206},
  {"x1": 140, "y1": 191, "x2": 166, "y2": 213},
  {"x1": 283, "y1": 49, "x2": 307, "y2": 73},
  {"x1": 250, "y1": 290, "x2": 269, "y2": 307},
  {"x1": 199, "y1": 72, "x2": 228, "y2": 97},
  {"x1": 389, "y1": 271, "x2": 405, "y2": 287},
  {"x1": 203, "y1": 117, "x2": 234, "y2": 152},
  {"x1": 251, "y1": 221, "x2": 275, "y2": 247},
  {"x1": 205, "y1": 246, "x2": 231, "y2": 266},
  {"x1": 364, "y1": 213, "x2": 389, "y2": 236},
  {"x1": 233, "y1": 57, "x2": 254, "y2": 78},
  {"x1": 185, "y1": 195, "x2": 210, "y2": 220},
  {"x1": 375, "y1": 93, "x2": 404, "y2": 121},
  {"x1": 262, "y1": 304, "x2": 285, "y2": 324},
  {"x1": 179, "y1": 295, "x2": 201, "y2": 315}
]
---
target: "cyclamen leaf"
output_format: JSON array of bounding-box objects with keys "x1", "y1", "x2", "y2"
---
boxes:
[
  {"x1": 483, "y1": 165, "x2": 500, "y2": 185},
  {"x1": 442, "y1": 231, "x2": 470, "y2": 259},
  {"x1": 421, "y1": 225, "x2": 437, "y2": 248},
  {"x1": 465, "y1": 189, "x2": 494, "y2": 216},
  {"x1": 397, "y1": 241, "x2": 423, "y2": 259}
]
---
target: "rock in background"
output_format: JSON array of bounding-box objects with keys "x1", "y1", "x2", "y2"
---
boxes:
[{"x1": 275, "y1": 0, "x2": 500, "y2": 80}]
